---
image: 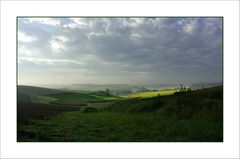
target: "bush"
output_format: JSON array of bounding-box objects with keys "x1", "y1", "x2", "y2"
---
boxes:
[{"x1": 82, "y1": 107, "x2": 98, "y2": 113}]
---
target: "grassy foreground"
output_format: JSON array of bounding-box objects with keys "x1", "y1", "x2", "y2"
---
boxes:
[{"x1": 18, "y1": 86, "x2": 223, "y2": 142}]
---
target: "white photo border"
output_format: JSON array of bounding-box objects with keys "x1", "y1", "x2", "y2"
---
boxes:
[{"x1": 0, "y1": 0, "x2": 239, "y2": 158}]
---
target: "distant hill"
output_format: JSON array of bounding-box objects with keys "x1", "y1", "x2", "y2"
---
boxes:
[
  {"x1": 62, "y1": 84, "x2": 134, "y2": 92},
  {"x1": 17, "y1": 85, "x2": 68, "y2": 96},
  {"x1": 39, "y1": 82, "x2": 222, "y2": 94},
  {"x1": 189, "y1": 82, "x2": 222, "y2": 89}
]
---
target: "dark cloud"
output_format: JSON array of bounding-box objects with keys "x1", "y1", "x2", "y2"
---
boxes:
[{"x1": 18, "y1": 17, "x2": 223, "y2": 85}]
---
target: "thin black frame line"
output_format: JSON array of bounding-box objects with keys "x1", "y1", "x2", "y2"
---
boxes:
[
  {"x1": 2, "y1": 0, "x2": 238, "y2": 1},
  {"x1": 0, "y1": 0, "x2": 2, "y2": 157},
  {"x1": 222, "y1": 17, "x2": 224, "y2": 142},
  {"x1": 17, "y1": 16, "x2": 223, "y2": 18},
  {"x1": 16, "y1": 17, "x2": 224, "y2": 143},
  {"x1": 16, "y1": 17, "x2": 18, "y2": 142}
]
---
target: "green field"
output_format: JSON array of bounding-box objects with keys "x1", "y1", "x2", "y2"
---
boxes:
[
  {"x1": 48, "y1": 93, "x2": 98, "y2": 105},
  {"x1": 18, "y1": 86, "x2": 223, "y2": 142},
  {"x1": 126, "y1": 89, "x2": 179, "y2": 98},
  {"x1": 18, "y1": 85, "x2": 120, "y2": 106},
  {"x1": 48, "y1": 92, "x2": 120, "y2": 105},
  {"x1": 31, "y1": 95, "x2": 58, "y2": 104}
]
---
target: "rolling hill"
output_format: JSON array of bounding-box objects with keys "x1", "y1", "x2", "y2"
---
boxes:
[
  {"x1": 18, "y1": 85, "x2": 67, "y2": 96},
  {"x1": 18, "y1": 86, "x2": 223, "y2": 142},
  {"x1": 17, "y1": 85, "x2": 122, "y2": 124}
]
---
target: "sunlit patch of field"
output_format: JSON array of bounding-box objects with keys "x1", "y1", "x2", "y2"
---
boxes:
[
  {"x1": 126, "y1": 89, "x2": 179, "y2": 98},
  {"x1": 31, "y1": 95, "x2": 58, "y2": 104}
]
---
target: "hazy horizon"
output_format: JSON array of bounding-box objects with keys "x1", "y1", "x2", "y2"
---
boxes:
[
  {"x1": 18, "y1": 17, "x2": 223, "y2": 86},
  {"x1": 18, "y1": 81, "x2": 223, "y2": 88}
]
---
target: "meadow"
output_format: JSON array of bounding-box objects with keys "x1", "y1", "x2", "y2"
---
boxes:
[
  {"x1": 126, "y1": 89, "x2": 179, "y2": 98},
  {"x1": 17, "y1": 85, "x2": 223, "y2": 142}
]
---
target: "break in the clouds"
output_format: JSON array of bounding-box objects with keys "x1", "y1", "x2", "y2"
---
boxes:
[{"x1": 18, "y1": 17, "x2": 223, "y2": 85}]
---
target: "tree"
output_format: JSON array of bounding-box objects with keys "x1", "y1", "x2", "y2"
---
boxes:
[
  {"x1": 179, "y1": 84, "x2": 186, "y2": 92},
  {"x1": 106, "y1": 88, "x2": 110, "y2": 96}
]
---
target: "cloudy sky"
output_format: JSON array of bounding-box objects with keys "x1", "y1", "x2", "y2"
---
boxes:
[{"x1": 18, "y1": 17, "x2": 222, "y2": 85}]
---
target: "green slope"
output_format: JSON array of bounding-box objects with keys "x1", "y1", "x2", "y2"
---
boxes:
[
  {"x1": 31, "y1": 95, "x2": 58, "y2": 104},
  {"x1": 48, "y1": 92, "x2": 98, "y2": 105},
  {"x1": 126, "y1": 89, "x2": 179, "y2": 98},
  {"x1": 48, "y1": 91, "x2": 119, "y2": 105},
  {"x1": 18, "y1": 85, "x2": 120, "y2": 105},
  {"x1": 18, "y1": 86, "x2": 223, "y2": 142}
]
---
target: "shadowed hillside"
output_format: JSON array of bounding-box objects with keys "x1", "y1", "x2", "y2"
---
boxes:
[
  {"x1": 18, "y1": 85, "x2": 67, "y2": 96},
  {"x1": 18, "y1": 86, "x2": 223, "y2": 142}
]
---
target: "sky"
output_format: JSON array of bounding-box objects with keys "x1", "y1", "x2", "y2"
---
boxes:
[{"x1": 18, "y1": 17, "x2": 223, "y2": 86}]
